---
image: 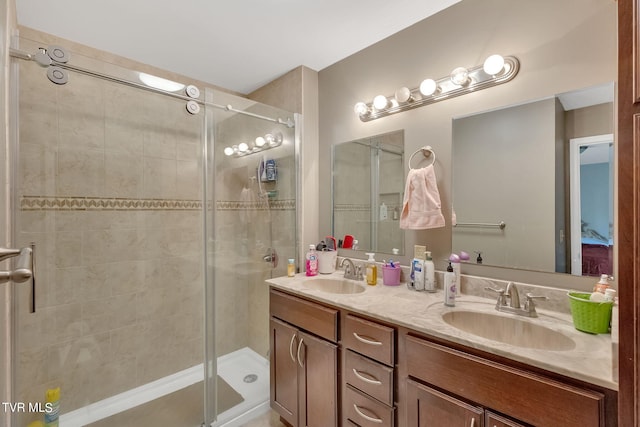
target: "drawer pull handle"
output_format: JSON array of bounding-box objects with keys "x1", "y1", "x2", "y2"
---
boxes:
[
  {"x1": 353, "y1": 332, "x2": 383, "y2": 346},
  {"x1": 289, "y1": 334, "x2": 297, "y2": 363},
  {"x1": 352, "y1": 368, "x2": 382, "y2": 385},
  {"x1": 470, "y1": 418, "x2": 475, "y2": 427},
  {"x1": 353, "y1": 404, "x2": 383, "y2": 424},
  {"x1": 296, "y1": 337, "x2": 305, "y2": 368}
]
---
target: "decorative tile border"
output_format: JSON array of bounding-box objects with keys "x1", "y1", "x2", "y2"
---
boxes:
[
  {"x1": 20, "y1": 196, "x2": 296, "y2": 211},
  {"x1": 334, "y1": 203, "x2": 371, "y2": 212},
  {"x1": 21, "y1": 196, "x2": 203, "y2": 211},
  {"x1": 216, "y1": 199, "x2": 295, "y2": 211}
]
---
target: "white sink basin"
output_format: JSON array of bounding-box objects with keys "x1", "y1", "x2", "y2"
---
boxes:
[
  {"x1": 442, "y1": 310, "x2": 576, "y2": 351},
  {"x1": 303, "y1": 278, "x2": 366, "y2": 294}
]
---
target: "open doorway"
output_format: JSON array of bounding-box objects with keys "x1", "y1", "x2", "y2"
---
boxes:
[{"x1": 569, "y1": 134, "x2": 614, "y2": 276}]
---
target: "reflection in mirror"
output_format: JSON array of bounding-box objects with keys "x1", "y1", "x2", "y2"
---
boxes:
[
  {"x1": 332, "y1": 130, "x2": 405, "y2": 255},
  {"x1": 452, "y1": 83, "x2": 613, "y2": 276}
]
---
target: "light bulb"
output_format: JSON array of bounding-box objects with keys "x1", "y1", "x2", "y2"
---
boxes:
[
  {"x1": 483, "y1": 54, "x2": 505, "y2": 76},
  {"x1": 224, "y1": 147, "x2": 234, "y2": 156},
  {"x1": 394, "y1": 87, "x2": 412, "y2": 103},
  {"x1": 238, "y1": 142, "x2": 249, "y2": 152},
  {"x1": 373, "y1": 95, "x2": 389, "y2": 110},
  {"x1": 450, "y1": 67, "x2": 470, "y2": 86},
  {"x1": 354, "y1": 102, "x2": 369, "y2": 115},
  {"x1": 419, "y1": 79, "x2": 437, "y2": 96},
  {"x1": 255, "y1": 136, "x2": 266, "y2": 147}
]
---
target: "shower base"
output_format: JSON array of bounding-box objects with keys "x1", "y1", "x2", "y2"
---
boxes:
[{"x1": 60, "y1": 347, "x2": 270, "y2": 427}]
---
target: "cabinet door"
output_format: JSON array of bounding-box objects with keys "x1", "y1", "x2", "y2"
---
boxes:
[
  {"x1": 486, "y1": 411, "x2": 529, "y2": 427},
  {"x1": 298, "y1": 330, "x2": 338, "y2": 427},
  {"x1": 270, "y1": 318, "x2": 299, "y2": 426},
  {"x1": 406, "y1": 379, "x2": 483, "y2": 427}
]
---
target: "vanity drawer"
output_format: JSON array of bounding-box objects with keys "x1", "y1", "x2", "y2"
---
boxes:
[
  {"x1": 345, "y1": 349, "x2": 394, "y2": 405},
  {"x1": 345, "y1": 385, "x2": 395, "y2": 427},
  {"x1": 405, "y1": 334, "x2": 604, "y2": 427},
  {"x1": 344, "y1": 314, "x2": 395, "y2": 366},
  {"x1": 269, "y1": 289, "x2": 338, "y2": 343}
]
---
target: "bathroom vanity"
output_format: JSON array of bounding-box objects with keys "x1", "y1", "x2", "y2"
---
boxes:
[{"x1": 267, "y1": 272, "x2": 617, "y2": 427}]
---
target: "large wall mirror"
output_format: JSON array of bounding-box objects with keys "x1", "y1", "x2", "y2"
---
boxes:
[
  {"x1": 332, "y1": 130, "x2": 405, "y2": 255},
  {"x1": 452, "y1": 83, "x2": 614, "y2": 276}
]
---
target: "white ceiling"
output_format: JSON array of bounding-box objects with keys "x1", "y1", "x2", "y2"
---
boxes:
[{"x1": 16, "y1": 0, "x2": 460, "y2": 94}]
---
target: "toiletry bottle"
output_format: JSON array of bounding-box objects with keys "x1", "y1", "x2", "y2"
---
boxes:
[
  {"x1": 352, "y1": 239, "x2": 359, "y2": 250},
  {"x1": 411, "y1": 245, "x2": 426, "y2": 291},
  {"x1": 287, "y1": 258, "x2": 296, "y2": 277},
  {"x1": 44, "y1": 387, "x2": 60, "y2": 427},
  {"x1": 424, "y1": 251, "x2": 436, "y2": 292},
  {"x1": 380, "y1": 203, "x2": 388, "y2": 220},
  {"x1": 305, "y1": 244, "x2": 318, "y2": 276},
  {"x1": 444, "y1": 261, "x2": 456, "y2": 307},
  {"x1": 365, "y1": 253, "x2": 378, "y2": 286},
  {"x1": 450, "y1": 253, "x2": 461, "y2": 296},
  {"x1": 594, "y1": 274, "x2": 610, "y2": 293}
]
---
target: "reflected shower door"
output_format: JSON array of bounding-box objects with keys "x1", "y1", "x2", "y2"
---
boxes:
[{"x1": 13, "y1": 40, "x2": 207, "y2": 427}]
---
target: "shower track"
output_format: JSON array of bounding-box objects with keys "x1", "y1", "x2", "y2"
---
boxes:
[{"x1": 9, "y1": 47, "x2": 294, "y2": 128}]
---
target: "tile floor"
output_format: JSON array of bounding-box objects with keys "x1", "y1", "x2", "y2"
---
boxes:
[{"x1": 240, "y1": 410, "x2": 287, "y2": 427}]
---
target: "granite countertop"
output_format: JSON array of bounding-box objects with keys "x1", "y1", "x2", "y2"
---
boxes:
[{"x1": 266, "y1": 271, "x2": 617, "y2": 391}]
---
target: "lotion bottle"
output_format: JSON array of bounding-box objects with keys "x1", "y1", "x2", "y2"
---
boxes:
[
  {"x1": 365, "y1": 253, "x2": 378, "y2": 286},
  {"x1": 305, "y1": 244, "x2": 318, "y2": 276},
  {"x1": 444, "y1": 261, "x2": 456, "y2": 307},
  {"x1": 450, "y1": 253, "x2": 461, "y2": 296},
  {"x1": 424, "y1": 251, "x2": 436, "y2": 292}
]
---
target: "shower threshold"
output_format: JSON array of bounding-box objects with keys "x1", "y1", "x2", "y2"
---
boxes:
[{"x1": 59, "y1": 347, "x2": 270, "y2": 427}]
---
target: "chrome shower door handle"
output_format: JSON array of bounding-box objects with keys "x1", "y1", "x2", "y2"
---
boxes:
[
  {"x1": 263, "y1": 247, "x2": 278, "y2": 269},
  {"x1": 0, "y1": 243, "x2": 36, "y2": 313}
]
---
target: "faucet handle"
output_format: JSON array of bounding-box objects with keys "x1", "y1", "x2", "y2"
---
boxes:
[
  {"x1": 524, "y1": 293, "x2": 548, "y2": 314},
  {"x1": 485, "y1": 286, "x2": 507, "y2": 307}
]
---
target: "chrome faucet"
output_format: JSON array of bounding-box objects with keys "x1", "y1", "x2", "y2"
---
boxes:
[
  {"x1": 485, "y1": 282, "x2": 548, "y2": 318},
  {"x1": 506, "y1": 282, "x2": 520, "y2": 308},
  {"x1": 340, "y1": 258, "x2": 363, "y2": 281}
]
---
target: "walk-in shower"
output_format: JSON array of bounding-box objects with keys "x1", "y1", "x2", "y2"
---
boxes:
[{"x1": 7, "y1": 33, "x2": 297, "y2": 427}]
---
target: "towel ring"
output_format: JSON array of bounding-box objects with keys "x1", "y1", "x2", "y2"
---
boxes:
[{"x1": 409, "y1": 146, "x2": 436, "y2": 169}]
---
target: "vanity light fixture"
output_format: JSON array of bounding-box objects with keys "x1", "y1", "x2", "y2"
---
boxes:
[
  {"x1": 224, "y1": 132, "x2": 283, "y2": 157},
  {"x1": 354, "y1": 54, "x2": 519, "y2": 122}
]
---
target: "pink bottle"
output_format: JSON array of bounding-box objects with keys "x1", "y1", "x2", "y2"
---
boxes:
[{"x1": 305, "y1": 244, "x2": 318, "y2": 276}]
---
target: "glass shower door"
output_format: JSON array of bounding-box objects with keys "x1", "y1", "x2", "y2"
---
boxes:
[
  {"x1": 12, "y1": 38, "x2": 208, "y2": 427},
  {"x1": 207, "y1": 88, "x2": 297, "y2": 424}
]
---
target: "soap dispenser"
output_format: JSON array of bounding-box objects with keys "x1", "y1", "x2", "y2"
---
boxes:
[
  {"x1": 365, "y1": 253, "x2": 378, "y2": 286},
  {"x1": 444, "y1": 261, "x2": 456, "y2": 307}
]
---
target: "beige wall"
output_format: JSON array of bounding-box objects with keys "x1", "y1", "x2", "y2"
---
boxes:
[{"x1": 318, "y1": 0, "x2": 616, "y2": 286}]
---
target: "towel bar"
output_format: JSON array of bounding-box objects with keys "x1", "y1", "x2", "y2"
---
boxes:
[{"x1": 454, "y1": 221, "x2": 506, "y2": 230}]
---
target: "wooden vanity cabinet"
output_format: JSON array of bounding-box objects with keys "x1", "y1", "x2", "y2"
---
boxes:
[
  {"x1": 269, "y1": 287, "x2": 616, "y2": 427},
  {"x1": 270, "y1": 289, "x2": 339, "y2": 427},
  {"x1": 403, "y1": 333, "x2": 609, "y2": 427},
  {"x1": 342, "y1": 314, "x2": 396, "y2": 426},
  {"x1": 406, "y1": 379, "x2": 483, "y2": 427}
]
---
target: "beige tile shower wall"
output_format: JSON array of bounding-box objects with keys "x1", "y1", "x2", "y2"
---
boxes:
[{"x1": 15, "y1": 50, "x2": 204, "y2": 420}]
